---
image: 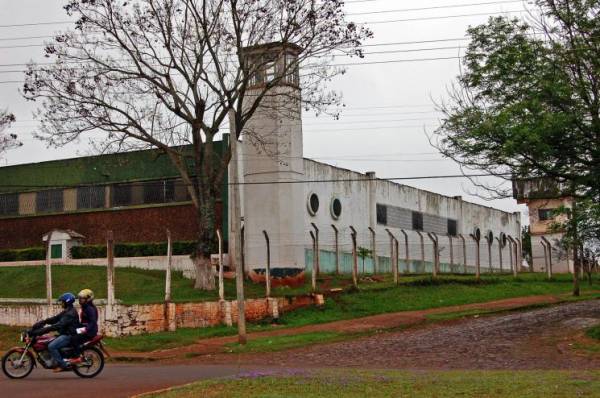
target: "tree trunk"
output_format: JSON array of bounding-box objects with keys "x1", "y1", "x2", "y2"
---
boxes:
[{"x1": 192, "y1": 191, "x2": 217, "y2": 291}]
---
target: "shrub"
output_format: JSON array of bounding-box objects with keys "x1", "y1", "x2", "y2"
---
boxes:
[
  {"x1": 0, "y1": 247, "x2": 46, "y2": 262},
  {"x1": 70, "y1": 241, "x2": 197, "y2": 259}
]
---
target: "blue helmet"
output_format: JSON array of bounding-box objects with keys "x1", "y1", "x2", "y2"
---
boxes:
[{"x1": 58, "y1": 292, "x2": 76, "y2": 306}]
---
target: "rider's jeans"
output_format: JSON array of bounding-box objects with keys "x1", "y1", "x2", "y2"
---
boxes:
[{"x1": 48, "y1": 335, "x2": 71, "y2": 368}]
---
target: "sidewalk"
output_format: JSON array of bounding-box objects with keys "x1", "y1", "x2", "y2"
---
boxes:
[{"x1": 108, "y1": 293, "x2": 585, "y2": 361}]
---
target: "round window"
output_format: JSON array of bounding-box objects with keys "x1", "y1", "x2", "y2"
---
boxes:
[
  {"x1": 472, "y1": 227, "x2": 481, "y2": 241},
  {"x1": 331, "y1": 197, "x2": 342, "y2": 220},
  {"x1": 486, "y1": 230, "x2": 494, "y2": 243},
  {"x1": 307, "y1": 192, "x2": 319, "y2": 216}
]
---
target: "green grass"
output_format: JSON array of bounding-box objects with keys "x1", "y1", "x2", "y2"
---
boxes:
[
  {"x1": 145, "y1": 369, "x2": 600, "y2": 398},
  {"x1": 586, "y1": 324, "x2": 600, "y2": 341},
  {"x1": 0, "y1": 325, "x2": 23, "y2": 352},
  {"x1": 0, "y1": 265, "x2": 312, "y2": 305},
  {"x1": 426, "y1": 308, "x2": 501, "y2": 321},
  {"x1": 224, "y1": 331, "x2": 353, "y2": 354}
]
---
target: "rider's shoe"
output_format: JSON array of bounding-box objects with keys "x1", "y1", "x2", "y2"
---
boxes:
[
  {"x1": 68, "y1": 357, "x2": 82, "y2": 365},
  {"x1": 53, "y1": 367, "x2": 69, "y2": 373}
]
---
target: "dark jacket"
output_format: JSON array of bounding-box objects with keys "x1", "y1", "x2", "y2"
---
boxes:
[
  {"x1": 80, "y1": 301, "x2": 98, "y2": 337},
  {"x1": 34, "y1": 306, "x2": 79, "y2": 336}
]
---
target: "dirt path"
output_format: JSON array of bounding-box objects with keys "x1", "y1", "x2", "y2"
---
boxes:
[
  {"x1": 113, "y1": 293, "x2": 571, "y2": 360},
  {"x1": 211, "y1": 299, "x2": 600, "y2": 370}
]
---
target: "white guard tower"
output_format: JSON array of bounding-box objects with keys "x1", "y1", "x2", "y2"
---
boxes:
[{"x1": 237, "y1": 42, "x2": 306, "y2": 275}]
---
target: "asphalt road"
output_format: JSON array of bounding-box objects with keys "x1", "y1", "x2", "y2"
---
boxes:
[{"x1": 0, "y1": 363, "x2": 252, "y2": 398}]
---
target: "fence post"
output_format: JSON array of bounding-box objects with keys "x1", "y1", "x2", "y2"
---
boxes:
[
  {"x1": 106, "y1": 230, "x2": 115, "y2": 307},
  {"x1": 458, "y1": 234, "x2": 467, "y2": 274},
  {"x1": 310, "y1": 231, "x2": 317, "y2": 292},
  {"x1": 350, "y1": 226, "x2": 358, "y2": 288},
  {"x1": 495, "y1": 236, "x2": 503, "y2": 274},
  {"x1": 311, "y1": 223, "x2": 320, "y2": 277},
  {"x1": 485, "y1": 232, "x2": 493, "y2": 273},
  {"x1": 217, "y1": 229, "x2": 224, "y2": 301},
  {"x1": 44, "y1": 231, "x2": 53, "y2": 307},
  {"x1": 516, "y1": 239, "x2": 523, "y2": 272},
  {"x1": 415, "y1": 231, "x2": 425, "y2": 272},
  {"x1": 368, "y1": 227, "x2": 378, "y2": 274},
  {"x1": 427, "y1": 232, "x2": 439, "y2": 278},
  {"x1": 470, "y1": 233, "x2": 481, "y2": 281},
  {"x1": 331, "y1": 225, "x2": 340, "y2": 275},
  {"x1": 165, "y1": 229, "x2": 173, "y2": 302},
  {"x1": 262, "y1": 230, "x2": 271, "y2": 297},
  {"x1": 385, "y1": 229, "x2": 398, "y2": 285},
  {"x1": 507, "y1": 235, "x2": 518, "y2": 277},
  {"x1": 400, "y1": 229, "x2": 409, "y2": 274},
  {"x1": 541, "y1": 236, "x2": 553, "y2": 279},
  {"x1": 448, "y1": 235, "x2": 454, "y2": 271}
]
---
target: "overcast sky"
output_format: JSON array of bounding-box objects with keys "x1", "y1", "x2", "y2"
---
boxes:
[{"x1": 0, "y1": 0, "x2": 531, "y2": 221}]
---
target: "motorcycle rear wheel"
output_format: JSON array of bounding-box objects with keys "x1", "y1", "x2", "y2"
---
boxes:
[
  {"x1": 2, "y1": 349, "x2": 34, "y2": 379},
  {"x1": 72, "y1": 346, "x2": 104, "y2": 378}
]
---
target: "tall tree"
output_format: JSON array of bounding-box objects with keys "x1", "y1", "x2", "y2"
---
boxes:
[
  {"x1": 433, "y1": 0, "x2": 600, "y2": 199},
  {"x1": 23, "y1": 0, "x2": 371, "y2": 290},
  {"x1": 0, "y1": 110, "x2": 20, "y2": 157}
]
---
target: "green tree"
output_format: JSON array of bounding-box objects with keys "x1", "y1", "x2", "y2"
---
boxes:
[
  {"x1": 434, "y1": 0, "x2": 600, "y2": 199},
  {"x1": 0, "y1": 110, "x2": 20, "y2": 157},
  {"x1": 357, "y1": 246, "x2": 372, "y2": 274}
]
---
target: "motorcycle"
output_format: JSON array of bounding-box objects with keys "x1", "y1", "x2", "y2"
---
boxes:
[{"x1": 1, "y1": 330, "x2": 108, "y2": 379}]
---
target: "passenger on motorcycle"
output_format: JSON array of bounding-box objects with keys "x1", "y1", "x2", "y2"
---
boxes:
[
  {"x1": 70, "y1": 289, "x2": 98, "y2": 359},
  {"x1": 30, "y1": 292, "x2": 79, "y2": 372}
]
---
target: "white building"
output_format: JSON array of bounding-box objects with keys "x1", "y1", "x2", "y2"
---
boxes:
[{"x1": 230, "y1": 43, "x2": 522, "y2": 280}]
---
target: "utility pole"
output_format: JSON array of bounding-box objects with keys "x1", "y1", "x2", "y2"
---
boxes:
[{"x1": 229, "y1": 113, "x2": 246, "y2": 344}]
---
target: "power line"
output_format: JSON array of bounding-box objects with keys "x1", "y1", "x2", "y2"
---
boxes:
[
  {"x1": 348, "y1": 0, "x2": 524, "y2": 16},
  {"x1": 0, "y1": 173, "x2": 512, "y2": 189}
]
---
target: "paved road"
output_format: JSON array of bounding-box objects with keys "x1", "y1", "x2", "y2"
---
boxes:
[{"x1": 0, "y1": 363, "x2": 255, "y2": 398}]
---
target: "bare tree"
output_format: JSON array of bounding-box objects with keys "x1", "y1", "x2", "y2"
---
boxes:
[
  {"x1": 23, "y1": 0, "x2": 371, "y2": 290},
  {"x1": 0, "y1": 110, "x2": 20, "y2": 157}
]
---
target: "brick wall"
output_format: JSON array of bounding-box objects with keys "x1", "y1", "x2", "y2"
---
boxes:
[{"x1": 0, "y1": 203, "x2": 223, "y2": 250}]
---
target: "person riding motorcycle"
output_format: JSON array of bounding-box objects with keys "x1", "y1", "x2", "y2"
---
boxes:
[
  {"x1": 69, "y1": 289, "x2": 98, "y2": 361},
  {"x1": 30, "y1": 292, "x2": 79, "y2": 372}
]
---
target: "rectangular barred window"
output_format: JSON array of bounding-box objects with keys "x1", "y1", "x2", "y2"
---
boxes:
[
  {"x1": 77, "y1": 186, "x2": 105, "y2": 210},
  {"x1": 538, "y1": 208, "x2": 554, "y2": 221},
  {"x1": 447, "y1": 219, "x2": 458, "y2": 236},
  {"x1": 412, "y1": 211, "x2": 424, "y2": 231},
  {"x1": 376, "y1": 204, "x2": 388, "y2": 225},
  {"x1": 36, "y1": 189, "x2": 64, "y2": 213},
  {"x1": 0, "y1": 193, "x2": 19, "y2": 216},
  {"x1": 112, "y1": 184, "x2": 132, "y2": 207},
  {"x1": 142, "y1": 180, "x2": 176, "y2": 204}
]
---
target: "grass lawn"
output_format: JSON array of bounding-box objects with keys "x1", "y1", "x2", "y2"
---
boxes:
[
  {"x1": 0, "y1": 265, "x2": 312, "y2": 304},
  {"x1": 144, "y1": 369, "x2": 600, "y2": 398}
]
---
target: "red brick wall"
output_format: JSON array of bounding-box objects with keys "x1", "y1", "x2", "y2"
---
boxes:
[{"x1": 0, "y1": 203, "x2": 222, "y2": 250}]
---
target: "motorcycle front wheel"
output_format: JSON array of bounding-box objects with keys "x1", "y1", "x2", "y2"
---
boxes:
[
  {"x1": 72, "y1": 346, "x2": 104, "y2": 378},
  {"x1": 2, "y1": 349, "x2": 34, "y2": 379}
]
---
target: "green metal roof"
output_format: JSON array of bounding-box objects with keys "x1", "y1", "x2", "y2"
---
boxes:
[{"x1": 0, "y1": 142, "x2": 225, "y2": 194}]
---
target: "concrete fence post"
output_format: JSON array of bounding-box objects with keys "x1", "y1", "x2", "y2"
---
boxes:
[
  {"x1": 350, "y1": 226, "x2": 358, "y2": 288},
  {"x1": 311, "y1": 223, "x2": 320, "y2": 277},
  {"x1": 217, "y1": 229, "x2": 224, "y2": 301},
  {"x1": 400, "y1": 230, "x2": 409, "y2": 274},
  {"x1": 427, "y1": 232, "x2": 439, "y2": 278},
  {"x1": 458, "y1": 234, "x2": 467, "y2": 274},
  {"x1": 495, "y1": 236, "x2": 503, "y2": 273},
  {"x1": 165, "y1": 229, "x2": 173, "y2": 302},
  {"x1": 541, "y1": 236, "x2": 553, "y2": 279},
  {"x1": 415, "y1": 231, "x2": 425, "y2": 272},
  {"x1": 507, "y1": 235, "x2": 518, "y2": 277},
  {"x1": 517, "y1": 239, "x2": 523, "y2": 272},
  {"x1": 448, "y1": 235, "x2": 454, "y2": 271},
  {"x1": 309, "y1": 231, "x2": 317, "y2": 292},
  {"x1": 331, "y1": 225, "x2": 340, "y2": 275},
  {"x1": 485, "y1": 233, "x2": 493, "y2": 274},
  {"x1": 368, "y1": 227, "x2": 378, "y2": 274},
  {"x1": 386, "y1": 229, "x2": 398, "y2": 285},
  {"x1": 263, "y1": 230, "x2": 271, "y2": 298},
  {"x1": 106, "y1": 230, "x2": 115, "y2": 307},
  {"x1": 44, "y1": 231, "x2": 53, "y2": 307},
  {"x1": 470, "y1": 233, "x2": 481, "y2": 281}
]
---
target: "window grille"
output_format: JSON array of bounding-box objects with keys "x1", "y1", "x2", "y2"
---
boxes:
[
  {"x1": 538, "y1": 208, "x2": 554, "y2": 221},
  {"x1": 112, "y1": 184, "x2": 132, "y2": 207},
  {"x1": 0, "y1": 193, "x2": 19, "y2": 216},
  {"x1": 77, "y1": 186, "x2": 105, "y2": 210},
  {"x1": 36, "y1": 189, "x2": 64, "y2": 213}
]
